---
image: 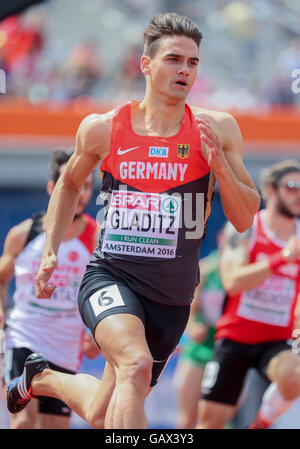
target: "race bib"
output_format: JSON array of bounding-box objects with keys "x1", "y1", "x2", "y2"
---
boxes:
[
  {"x1": 102, "y1": 190, "x2": 181, "y2": 258},
  {"x1": 237, "y1": 275, "x2": 296, "y2": 327}
]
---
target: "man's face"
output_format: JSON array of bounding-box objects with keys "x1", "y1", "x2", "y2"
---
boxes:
[
  {"x1": 274, "y1": 172, "x2": 300, "y2": 218},
  {"x1": 143, "y1": 35, "x2": 199, "y2": 102}
]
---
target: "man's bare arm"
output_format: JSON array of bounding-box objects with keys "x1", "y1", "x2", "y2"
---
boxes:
[
  {"x1": 220, "y1": 223, "x2": 299, "y2": 295},
  {"x1": 0, "y1": 220, "x2": 31, "y2": 325},
  {"x1": 194, "y1": 110, "x2": 260, "y2": 232},
  {"x1": 36, "y1": 113, "x2": 111, "y2": 298}
]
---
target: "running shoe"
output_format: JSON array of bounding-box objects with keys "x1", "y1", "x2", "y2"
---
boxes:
[{"x1": 7, "y1": 352, "x2": 49, "y2": 413}]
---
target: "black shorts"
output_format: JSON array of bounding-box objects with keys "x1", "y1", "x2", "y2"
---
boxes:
[
  {"x1": 4, "y1": 347, "x2": 75, "y2": 417},
  {"x1": 201, "y1": 338, "x2": 292, "y2": 406},
  {"x1": 78, "y1": 264, "x2": 190, "y2": 387}
]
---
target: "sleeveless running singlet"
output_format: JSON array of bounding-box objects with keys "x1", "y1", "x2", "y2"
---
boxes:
[
  {"x1": 6, "y1": 213, "x2": 98, "y2": 371},
  {"x1": 216, "y1": 210, "x2": 300, "y2": 344},
  {"x1": 90, "y1": 101, "x2": 212, "y2": 306}
]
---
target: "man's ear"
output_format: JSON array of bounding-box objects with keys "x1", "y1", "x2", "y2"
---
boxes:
[
  {"x1": 140, "y1": 55, "x2": 151, "y2": 76},
  {"x1": 47, "y1": 180, "x2": 55, "y2": 196}
]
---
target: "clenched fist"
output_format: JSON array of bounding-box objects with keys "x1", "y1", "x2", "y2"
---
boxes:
[{"x1": 35, "y1": 253, "x2": 58, "y2": 298}]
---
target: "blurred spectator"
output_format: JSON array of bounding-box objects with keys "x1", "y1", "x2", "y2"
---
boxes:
[
  {"x1": 265, "y1": 70, "x2": 295, "y2": 107},
  {"x1": 113, "y1": 43, "x2": 145, "y2": 100},
  {"x1": 0, "y1": 9, "x2": 44, "y2": 94},
  {"x1": 59, "y1": 42, "x2": 103, "y2": 99},
  {"x1": 0, "y1": 0, "x2": 299, "y2": 109}
]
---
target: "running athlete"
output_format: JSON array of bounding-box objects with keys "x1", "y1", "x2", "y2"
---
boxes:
[
  {"x1": 7, "y1": 13, "x2": 259, "y2": 429},
  {"x1": 1, "y1": 150, "x2": 99, "y2": 429},
  {"x1": 197, "y1": 160, "x2": 300, "y2": 429},
  {"x1": 173, "y1": 233, "x2": 226, "y2": 429}
]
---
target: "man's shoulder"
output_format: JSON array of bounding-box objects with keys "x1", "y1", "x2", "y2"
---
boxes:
[
  {"x1": 10, "y1": 218, "x2": 33, "y2": 238},
  {"x1": 79, "y1": 110, "x2": 115, "y2": 137},
  {"x1": 80, "y1": 102, "x2": 129, "y2": 133},
  {"x1": 76, "y1": 109, "x2": 117, "y2": 157},
  {"x1": 3, "y1": 218, "x2": 33, "y2": 256},
  {"x1": 190, "y1": 105, "x2": 241, "y2": 145},
  {"x1": 191, "y1": 106, "x2": 234, "y2": 122}
]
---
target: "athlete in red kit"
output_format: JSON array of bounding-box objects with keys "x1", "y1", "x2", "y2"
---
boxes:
[
  {"x1": 197, "y1": 160, "x2": 300, "y2": 429},
  {"x1": 7, "y1": 13, "x2": 259, "y2": 429}
]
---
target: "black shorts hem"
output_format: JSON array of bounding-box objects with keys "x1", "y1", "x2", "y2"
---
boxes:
[
  {"x1": 77, "y1": 265, "x2": 190, "y2": 386},
  {"x1": 92, "y1": 309, "x2": 146, "y2": 347}
]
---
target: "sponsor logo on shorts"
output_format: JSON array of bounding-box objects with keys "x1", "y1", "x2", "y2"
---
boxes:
[
  {"x1": 89, "y1": 285, "x2": 125, "y2": 317},
  {"x1": 149, "y1": 146, "x2": 169, "y2": 158}
]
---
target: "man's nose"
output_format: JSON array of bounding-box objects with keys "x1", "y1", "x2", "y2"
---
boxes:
[{"x1": 177, "y1": 63, "x2": 190, "y2": 76}]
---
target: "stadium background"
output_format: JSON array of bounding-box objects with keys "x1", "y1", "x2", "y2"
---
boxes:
[{"x1": 0, "y1": 0, "x2": 299, "y2": 428}]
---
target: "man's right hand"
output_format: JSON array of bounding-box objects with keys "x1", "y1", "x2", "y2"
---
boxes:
[{"x1": 35, "y1": 253, "x2": 58, "y2": 298}]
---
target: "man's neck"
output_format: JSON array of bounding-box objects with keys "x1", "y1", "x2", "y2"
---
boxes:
[
  {"x1": 265, "y1": 208, "x2": 296, "y2": 242},
  {"x1": 134, "y1": 93, "x2": 186, "y2": 137}
]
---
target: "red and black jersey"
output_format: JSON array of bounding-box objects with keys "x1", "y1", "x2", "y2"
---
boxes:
[
  {"x1": 90, "y1": 101, "x2": 212, "y2": 306},
  {"x1": 216, "y1": 210, "x2": 300, "y2": 343}
]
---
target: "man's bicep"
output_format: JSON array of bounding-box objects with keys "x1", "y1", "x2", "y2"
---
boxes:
[{"x1": 62, "y1": 151, "x2": 100, "y2": 189}]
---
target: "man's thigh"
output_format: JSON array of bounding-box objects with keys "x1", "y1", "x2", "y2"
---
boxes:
[
  {"x1": 78, "y1": 265, "x2": 146, "y2": 341},
  {"x1": 78, "y1": 265, "x2": 189, "y2": 387},
  {"x1": 256, "y1": 340, "x2": 293, "y2": 380},
  {"x1": 142, "y1": 298, "x2": 190, "y2": 386}
]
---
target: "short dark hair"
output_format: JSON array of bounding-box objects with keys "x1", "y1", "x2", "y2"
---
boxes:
[
  {"x1": 49, "y1": 149, "x2": 73, "y2": 183},
  {"x1": 260, "y1": 159, "x2": 300, "y2": 200},
  {"x1": 143, "y1": 12, "x2": 203, "y2": 58}
]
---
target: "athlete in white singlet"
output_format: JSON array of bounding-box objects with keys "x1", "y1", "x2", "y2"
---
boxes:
[{"x1": 0, "y1": 150, "x2": 99, "y2": 429}]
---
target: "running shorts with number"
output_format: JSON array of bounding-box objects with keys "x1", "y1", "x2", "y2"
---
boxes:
[
  {"x1": 78, "y1": 264, "x2": 190, "y2": 386},
  {"x1": 201, "y1": 338, "x2": 292, "y2": 405}
]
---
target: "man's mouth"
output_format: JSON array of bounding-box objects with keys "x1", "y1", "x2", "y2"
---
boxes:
[{"x1": 175, "y1": 79, "x2": 188, "y2": 86}]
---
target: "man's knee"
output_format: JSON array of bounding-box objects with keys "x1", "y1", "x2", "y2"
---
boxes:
[
  {"x1": 268, "y1": 351, "x2": 300, "y2": 400},
  {"x1": 117, "y1": 352, "x2": 153, "y2": 385},
  {"x1": 277, "y1": 373, "x2": 300, "y2": 400},
  {"x1": 87, "y1": 412, "x2": 105, "y2": 429},
  {"x1": 118, "y1": 351, "x2": 153, "y2": 388}
]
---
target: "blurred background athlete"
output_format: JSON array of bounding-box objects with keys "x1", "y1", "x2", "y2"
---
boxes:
[{"x1": 1, "y1": 150, "x2": 99, "y2": 429}]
